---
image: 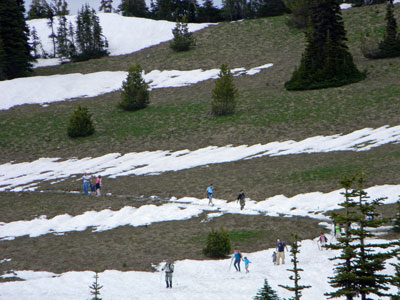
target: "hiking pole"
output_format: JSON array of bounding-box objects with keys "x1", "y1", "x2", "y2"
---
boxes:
[{"x1": 229, "y1": 257, "x2": 233, "y2": 271}]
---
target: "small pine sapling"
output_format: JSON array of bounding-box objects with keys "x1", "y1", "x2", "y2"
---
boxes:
[
  {"x1": 211, "y1": 64, "x2": 238, "y2": 116},
  {"x1": 202, "y1": 227, "x2": 231, "y2": 258},
  {"x1": 279, "y1": 234, "x2": 311, "y2": 300},
  {"x1": 170, "y1": 15, "x2": 195, "y2": 52},
  {"x1": 119, "y1": 64, "x2": 150, "y2": 111},
  {"x1": 89, "y1": 271, "x2": 103, "y2": 300},
  {"x1": 67, "y1": 104, "x2": 95, "y2": 138},
  {"x1": 254, "y1": 278, "x2": 281, "y2": 300}
]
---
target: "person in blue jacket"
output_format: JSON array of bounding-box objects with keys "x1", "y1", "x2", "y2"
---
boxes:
[{"x1": 206, "y1": 184, "x2": 214, "y2": 206}]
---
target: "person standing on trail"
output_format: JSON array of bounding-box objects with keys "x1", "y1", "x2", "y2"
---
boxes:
[
  {"x1": 231, "y1": 248, "x2": 242, "y2": 272},
  {"x1": 206, "y1": 184, "x2": 214, "y2": 206},
  {"x1": 96, "y1": 175, "x2": 102, "y2": 196},
  {"x1": 276, "y1": 239, "x2": 288, "y2": 265},
  {"x1": 237, "y1": 190, "x2": 246, "y2": 210},
  {"x1": 81, "y1": 172, "x2": 91, "y2": 195},
  {"x1": 161, "y1": 260, "x2": 174, "y2": 288},
  {"x1": 319, "y1": 233, "x2": 328, "y2": 249}
]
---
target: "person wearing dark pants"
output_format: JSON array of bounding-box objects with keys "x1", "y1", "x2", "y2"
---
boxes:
[
  {"x1": 162, "y1": 260, "x2": 174, "y2": 288},
  {"x1": 232, "y1": 248, "x2": 242, "y2": 272}
]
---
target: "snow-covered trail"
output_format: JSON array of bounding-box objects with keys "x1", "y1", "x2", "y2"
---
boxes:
[{"x1": 1, "y1": 184, "x2": 398, "y2": 241}]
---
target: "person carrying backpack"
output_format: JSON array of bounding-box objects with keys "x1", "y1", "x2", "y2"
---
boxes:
[
  {"x1": 161, "y1": 260, "x2": 174, "y2": 288},
  {"x1": 237, "y1": 190, "x2": 246, "y2": 210},
  {"x1": 206, "y1": 184, "x2": 214, "y2": 206}
]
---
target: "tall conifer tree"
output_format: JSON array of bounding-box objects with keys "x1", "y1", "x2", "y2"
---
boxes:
[
  {"x1": 119, "y1": 0, "x2": 148, "y2": 17},
  {"x1": 0, "y1": 0, "x2": 33, "y2": 80},
  {"x1": 28, "y1": 0, "x2": 50, "y2": 19},
  {"x1": 99, "y1": 0, "x2": 114, "y2": 13},
  {"x1": 285, "y1": 0, "x2": 365, "y2": 90}
]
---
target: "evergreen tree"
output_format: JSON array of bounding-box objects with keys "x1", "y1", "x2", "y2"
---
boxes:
[
  {"x1": 254, "y1": 278, "x2": 280, "y2": 300},
  {"x1": 393, "y1": 199, "x2": 400, "y2": 233},
  {"x1": 202, "y1": 228, "x2": 231, "y2": 258},
  {"x1": 170, "y1": 15, "x2": 195, "y2": 52},
  {"x1": 89, "y1": 271, "x2": 103, "y2": 300},
  {"x1": 350, "y1": 176, "x2": 394, "y2": 300},
  {"x1": 56, "y1": 1, "x2": 70, "y2": 60},
  {"x1": 279, "y1": 234, "x2": 311, "y2": 299},
  {"x1": 0, "y1": 0, "x2": 34, "y2": 80},
  {"x1": 74, "y1": 4, "x2": 108, "y2": 61},
  {"x1": 99, "y1": 0, "x2": 114, "y2": 13},
  {"x1": 325, "y1": 176, "x2": 359, "y2": 300},
  {"x1": 67, "y1": 104, "x2": 95, "y2": 138},
  {"x1": 391, "y1": 245, "x2": 400, "y2": 300},
  {"x1": 211, "y1": 64, "x2": 238, "y2": 116},
  {"x1": 252, "y1": 0, "x2": 288, "y2": 18},
  {"x1": 326, "y1": 175, "x2": 395, "y2": 300},
  {"x1": 0, "y1": 37, "x2": 6, "y2": 80},
  {"x1": 377, "y1": 0, "x2": 400, "y2": 58},
  {"x1": 28, "y1": 0, "x2": 50, "y2": 19},
  {"x1": 47, "y1": 5, "x2": 57, "y2": 57},
  {"x1": 222, "y1": 0, "x2": 248, "y2": 20},
  {"x1": 283, "y1": 0, "x2": 311, "y2": 29},
  {"x1": 197, "y1": 0, "x2": 223, "y2": 22},
  {"x1": 284, "y1": 0, "x2": 365, "y2": 90},
  {"x1": 30, "y1": 26, "x2": 42, "y2": 58},
  {"x1": 119, "y1": 64, "x2": 150, "y2": 111},
  {"x1": 50, "y1": 0, "x2": 69, "y2": 16},
  {"x1": 119, "y1": 0, "x2": 148, "y2": 17}
]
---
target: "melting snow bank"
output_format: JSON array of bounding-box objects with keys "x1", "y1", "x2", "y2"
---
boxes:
[
  {"x1": 0, "y1": 239, "x2": 397, "y2": 300},
  {"x1": 0, "y1": 184, "x2": 398, "y2": 240},
  {"x1": 0, "y1": 125, "x2": 399, "y2": 191},
  {"x1": 28, "y1": 13, "x2": 214, "y2": 59},
  {"x1": 1, "y1": 64, "x2": 273, "y2": 110}
]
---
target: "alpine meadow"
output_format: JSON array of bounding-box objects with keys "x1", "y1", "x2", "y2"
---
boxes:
[{"x1": 0, "y1": 1, "x2": 400, "y2": 299}]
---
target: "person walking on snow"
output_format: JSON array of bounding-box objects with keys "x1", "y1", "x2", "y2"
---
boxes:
[
  {"x1": 319, "y1": 233, "x2": 328, "y2": 249},
  {"x1": 161, "y1": 260, "x2": 174, "y2": 288},
  {"x1": 272, "y1": 251, "x2": 277, "y2": 265},
  {"x1": 231, "y1": 248, "x2": 242, "y2": 272},
  {"x1": 276, "y1": 239, "x2": 288, "y2": 265},
  {"x1": 243, "y1": 256, "x2": 251, "y2": 273},
  {"x1": 206, "y1": 184, "x2": 214, "y2": 206},
  {"x1": 237, "y1": 190, "x2": 246, "y2": 210}
]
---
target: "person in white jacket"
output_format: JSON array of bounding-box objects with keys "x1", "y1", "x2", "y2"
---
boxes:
[{"x1": 162, "y1": 260, "x2": 175, "y2": 288}]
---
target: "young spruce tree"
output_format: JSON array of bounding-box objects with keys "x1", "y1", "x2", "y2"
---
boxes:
[
  {"x1": 279, "y1": 234, "x2": 311, "y2": 300},
  {"x1": 202, "y1": 228, "x2": 231, "y2": 258},
  {"x1": 89, "y1": 271, "x2": 103, "y2": 300},
  {"x1": 284, "y1": 0, "x2": 365, "y2": 90},
  {"x1": 119, "y1": 64, "x2": 150, "y2": 111},
  {"x1": 67, "y1": 104, "x2": 95, "y2": 138},
  {"x1": 211, "y1": 64, "x2": 238, "y2": 116},
  {"x1": 254, "y1": 278, "x2": 280, "y2": 300},
  {"x1": 377, "y1": 0, "x2": 400, "y2": 58},
  {"x1": 170, "y1": 15, "x2": 195, "y2": 52}
]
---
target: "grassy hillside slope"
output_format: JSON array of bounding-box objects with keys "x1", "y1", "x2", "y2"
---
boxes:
[{"x1": 0, "y1": 4, "x2": 399, "y2": 274}]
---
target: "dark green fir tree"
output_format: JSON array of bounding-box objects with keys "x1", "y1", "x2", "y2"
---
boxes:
[
  {"x1": 67, "y1": 104, "x2": 95, "y2": 138},
  {"x1": 74, "y1": 4, "x2": 108, "y2": 61},
  {"x1": 55, "y1": 0, "x2": 70, "y2": 60},
  {"x1": 279, "y1": 234, "x2": 311, "y2": 300},
  {"x1": 283, "y1": 0, "x2": 311, "y2": 29},
  {"x1": 170, "y1": 14, "x2": 195, "y2": 52},
  {"x1": 0, "y1": 37, "x2": 6, "y2": 80},
  {"x1": 99, "y1": 0, "x2": 114, "y2": 13},
  {"x1": 391, "y1": 244, "x2": 400, "y2": 300},
  {"x1": 254, "y1": 278, "x2": 280, "y2": 300},
  {"x1": 0, "y1": 0, "x2": 34, "y2": 80},
  {"x1": 202, "y1": 228, "x2": 231, "y2": 258},
  {"x1": 284, "y1": 0, "x2": 365, "y2": 90},
  {"x1": 393, "y1": 198, "x2": 400, "y2": 233},
  {"x1": 119, "y1": 64, "x2": 150, "y2": 111},
  {"x1": 377, "y1": 0, "x2": 400, "y2": 58},
  {"x1": 28, "y1": 0, "x2": 50, "y2": 19},
  {"x1": 119, "y1": 0, "x2": 148, "y2": 17},
  {"x1": 197, "y1": 0, "x2": 223, "y2": 22},
  {"x1": 89, "y1": 271, "x2": 103, "y2": 300},
  {"x1": 211, "y1": 64, "x2": 238, "y2": 116}
]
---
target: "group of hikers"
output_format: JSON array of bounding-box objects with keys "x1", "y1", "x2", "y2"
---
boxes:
[
  {"x1": 160, "y1": 238, "x2": 292, "y2": 288},
  {"x1": 81, "y1": 172, "x2": 102, "y2": 196},
  {"x1": 206, "y1": 184, "x2": 246, "y2": 210}
]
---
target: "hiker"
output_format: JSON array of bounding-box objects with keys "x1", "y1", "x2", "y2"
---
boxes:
[
  {"x1": 243, "y1": 256, "x2": 251, "y2": 273},
  {"x1": 96, "y1": 175, "x2": 102, "y2": 196},
  {"x1": 335, "y1": 223, "x2": 341, "y2": 239},
  {"x1": 161, "y1": 260, "x2": 174, "y2": 288},
  {"x1": 90, "y1": 176, "x2": 96, "y2": 195},
  {"x1": 319, "y1": 233, "x2": 328, "y2": 249},
  {"x1": 232, "y1": 248, "x2": 242, "y2": 272},
  {"x1": 206, "y1": 184, "x2": 214, "y2": 206},
  {"x1": 237, "y1": 190, "x2": 246, "y2": 210},
  {"x1": 276, "y1": 239, "x2": 288, "y2": 265},
  {"x1": 82, "y1": 172, "x2": 91, "y2": 195},
  {"x1": 272, "y1": 251, "x2": 277, "y2": 265}
]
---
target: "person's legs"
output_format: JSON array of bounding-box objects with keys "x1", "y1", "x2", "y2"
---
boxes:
[
  {"x1": 276, "y1": 252, "x2": 283, "y2": 265},
  {"x1": 83, "y1": 182, "x2": 89, "y2": 195},
  {"x1": 233, "y1": 260, "x2": 238, "y2": 271}
]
